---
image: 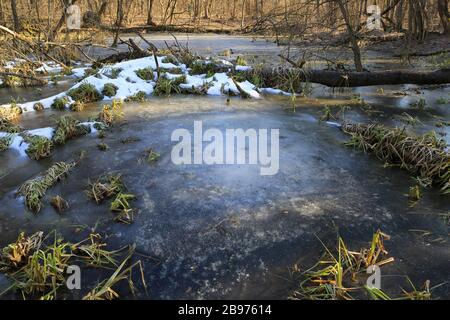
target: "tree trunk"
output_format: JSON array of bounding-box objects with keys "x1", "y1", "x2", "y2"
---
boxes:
[
  {"x1": 203, "y1": 0, "x2": 210, "y2": 19},
  {"x1": 112, "y1": 0, "x2": 123, "y2": 47},
  {"x1": 395, "y1": 0, "x2": 404, "y2": 31},
  {"x1": 335, "y1": 0, "x2": 364, "y2": 71},
  {"x1": 249, "y1": 67, "x2": 450, "y2": 88},
  {"x1": 146, "y1": 0, "x2": 155, "y2": 25},
  {"x1": 438, "y1": 0, "x2": 450, "y2": 35},
  {"x1": 241, "y1": 0, "x2": 246, "y2": 28},
  {"x1": 10, "y1": 0, "x2": 21, "y2": 31},
  {"x1": 97, "y1": 0, "x2": 108, "y2": 22},
  {"x1": 0, "y1": 0, "x2": 4, "y2": 26}
]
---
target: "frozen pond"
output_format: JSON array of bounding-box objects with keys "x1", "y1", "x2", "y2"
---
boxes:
[{"x1": 0, "y1": 34, "x2": 449, "y2": 299}]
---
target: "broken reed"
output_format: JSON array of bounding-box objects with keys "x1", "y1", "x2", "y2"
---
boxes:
[
  {"x1": 0, "y1": 232, "x2": 145, "y2": 300},
  {"x1": 86, "y1": 174, "x2": 136, "y2": 224},
  {"x1": 342, "y1": 123, "x2": 450, "y2": 194}
]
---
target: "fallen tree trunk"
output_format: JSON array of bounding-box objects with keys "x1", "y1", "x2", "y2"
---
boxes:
[{"x1": 249, "y1": 67, "x2": 450, "y2": 88}]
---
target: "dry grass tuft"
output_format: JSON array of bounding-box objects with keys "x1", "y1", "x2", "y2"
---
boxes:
[
  {"x1": 17, "y1": 161, "x2": 77, "y2": 213},
  {"x1": 52, "y1": 116, "x2": 90, "y2": 145},
  {"x1": 0, "y1": 105, "x2": 22, "y2": 122},
  {"x1": 97, "y1": 99, "x2": 124, "y2": 126},
  {"x1": 23, "y1": 135, "x2": 53, "y2": 160}
]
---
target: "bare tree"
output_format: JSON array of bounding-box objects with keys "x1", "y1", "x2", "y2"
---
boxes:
[
  {"x1": 335, "y1": 0, "x2": 364, "y2": 71},
  {"x1": 147, "y1": 0, "x2": 156, "y2": 25},
  {"x1": 437, "y1": 0, "x2": 449, "y2": 34},
  {"x1": 112, "y1": 0, "x2": 124, "y2": 47},
  {"x1": 0, "y1": 0, "x2": 4, "y2": 26},
  {"x1": 10, "y1": 0, "x2": 21, "y2": 31}
]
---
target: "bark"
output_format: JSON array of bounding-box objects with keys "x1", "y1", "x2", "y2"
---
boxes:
[{"x1": 251, "y1": 67, "x2": 450, "y2": 88}]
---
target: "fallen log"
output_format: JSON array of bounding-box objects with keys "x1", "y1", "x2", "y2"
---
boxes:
[{"x1": 246, "y1": 67, "x2": 450, "y2": 88}]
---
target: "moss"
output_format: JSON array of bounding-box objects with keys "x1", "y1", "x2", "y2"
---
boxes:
[
  {"x1": 33, "y1": 102, "x2": 44, "y2": 112},
  {"x1": 52, "y1": 116, "x2": 90, "y2": 145},
  {"x1": 24, "y1": 135, "x2": 53, "y2": 160},
  {"x1": 101, "y1": 83, "x2": 118, "y2": 97},
  {"x1": 68, "y1": 83, "x2": 103, "y2": 103},
  {"x1": 124, "y1": 91, "x2": 146, "y2": 102},
  {"x1": 51, "y1": 96, "x2": 69, "y2": 110},
  {"x1": 135, "y1": 67, "x2": 154, "y2": 81}
]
